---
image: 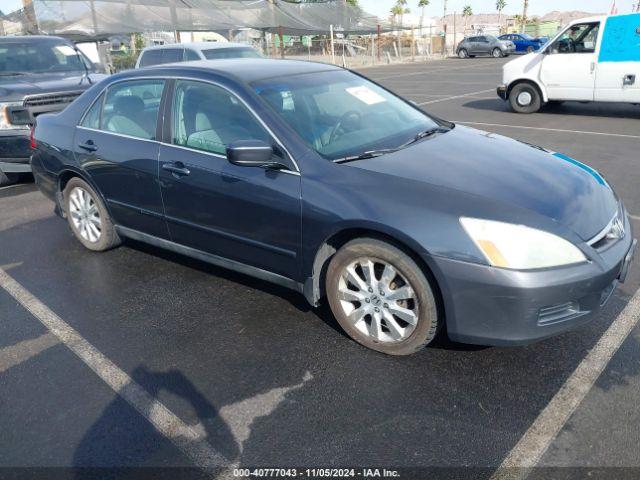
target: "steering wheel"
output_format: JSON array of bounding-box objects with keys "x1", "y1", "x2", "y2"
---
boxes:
[{"x1": 329, "y1": 110, "x2": 362, "y2": 144}]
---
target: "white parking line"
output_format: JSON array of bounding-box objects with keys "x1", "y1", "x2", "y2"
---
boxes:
[
  {"x1": 0, "y1": 332, "x2": 59, "y2": 373},
  {"x1": 0, "y1": 267, "x2": 227, "y2": 474},
  {"x1": 418, "y1": 89, "x2": 496, "y2": 105},
  {"x1": 491, "y1": 287, "x2": 640, "y2": 480},
  {"x1": 453, "y1": 121, "x2": 640, "y2": 140},
  {"x1": 630, "y1": 215, "x2": 640, "y2": 222}
]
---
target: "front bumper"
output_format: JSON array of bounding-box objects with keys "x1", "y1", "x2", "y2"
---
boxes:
[
  {"x1": 0, "y1": 130, "x2": 32, "y2": 173},
  {"x1": 430, "y1": 220, "x2": 636, "y2": 346},
  {"x1": 497, "y1": 84, "x2": 508, "y2": 100}
]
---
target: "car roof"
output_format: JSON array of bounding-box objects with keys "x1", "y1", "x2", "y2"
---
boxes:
[
  {"x1": 0, "y1": 35, "x2": 70, "y2": 44},
  {"x1": 141, "y1": 42, "x2": 253, "y2": 52},
  {"x1": 133, "y1": 58, "x2": 341, "y2": 84}
]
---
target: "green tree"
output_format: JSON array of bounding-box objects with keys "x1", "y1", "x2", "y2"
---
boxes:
[
  {"x1": 462, "y1": 5, "x2": 473, "y2": 34},
  {"x1": 496, "y1": 0, "x2": 507, "y2": 33},
  {"x1": 521, "y1": 0, "x2": 529, "y2": 33}
]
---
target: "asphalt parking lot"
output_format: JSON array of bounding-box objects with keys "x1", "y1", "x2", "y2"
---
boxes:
[{"x1": 1, "y1": 57, "x2": 639, "y2": 479}]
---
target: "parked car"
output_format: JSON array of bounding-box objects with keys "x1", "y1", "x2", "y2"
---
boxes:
[
  {"x1": 135, "y1": 42, "x2": 262, "y2": 68},
  {"x1": 31, "y1": 59, "x2": 636, "y2": 355},
  {"x1": 0, "y1": 35, "x2": 106, "y2": 186},
  {"x1": 498, "y1": 33, "x2": 546, "y2": 53},
  {"x1": 457, "y1": 35, "x2": 515, "y2": 58},
  {"x1": 498, "y1": 13, "x2": 640, "y2": 113}
]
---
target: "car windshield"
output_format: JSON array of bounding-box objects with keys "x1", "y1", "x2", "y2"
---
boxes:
[
  {"x1": 0, "y1": 41, "x2": 90, "y2": 75},
  {"x1": 521, "y1": 34, "x2": 534, "y2": 40},
  {"x1": 202, "y1": 47, "x2": 262, "y2": 60},
  {"x1": 253, "y1": 70, "x2": 441, "y2": 161},
  {"x1": 486, "y1": 35, "x2": 498, "y2": 42}
]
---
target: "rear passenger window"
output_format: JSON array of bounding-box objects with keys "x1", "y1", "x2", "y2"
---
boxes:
[
  {"x1": 139, "y1": 49, "x2": 162, "y2": 67},
  {"x1": 172, "y1": 80, "x2": 270, "y2": 156},
  {"x1": 81, "y1": 93, "x2": 103, "y2": 129},
  {"x1": 101, "y1": 80, "x2": 164, "y2": 140}
]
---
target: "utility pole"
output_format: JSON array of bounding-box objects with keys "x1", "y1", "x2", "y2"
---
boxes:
[
  {"x1": 443, "y1": 0, "x2": 448, "y2": 56},
  {"x1": 521, "y1": 0, "x2": 529, "y2": 34},
  {"x1": 22, "y1": 0, "x2": 39, "y2": 34}
]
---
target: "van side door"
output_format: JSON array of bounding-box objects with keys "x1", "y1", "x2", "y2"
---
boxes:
[{"x1": 595, "y1": 14, "x2": 640, "y2": 103}]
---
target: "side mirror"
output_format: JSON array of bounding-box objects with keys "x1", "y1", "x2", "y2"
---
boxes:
[{"x1": 226, "y1": 140, "x2": 274, "y2": 168}]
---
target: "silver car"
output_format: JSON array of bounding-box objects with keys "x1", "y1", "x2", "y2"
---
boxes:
[{"x1": 457, "y1": 35, "x2": 515, "y2": 58}]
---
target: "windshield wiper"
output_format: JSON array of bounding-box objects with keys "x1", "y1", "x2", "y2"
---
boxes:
[
  {"x1": 333, "y1": 148, "x2": 400, "y2": 164},
  {"x1": 399, "y1": 127, "x2": 448, "y2": 149}
]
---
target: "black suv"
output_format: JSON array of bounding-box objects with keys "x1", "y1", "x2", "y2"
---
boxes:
[{"x1": 0, "y1": 36, "x2": 106, "y2": 186}]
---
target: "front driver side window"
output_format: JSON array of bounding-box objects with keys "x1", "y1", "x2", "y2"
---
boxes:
[
  {"x1": 550, "y1": 22, "x2": 600, "y2": 54},
  {"x1": 172, "y1": 80, "x2": 271, "y2": 156},
  {"x1": 102, "y1": 80, "x2": 164, "y2": 140}
]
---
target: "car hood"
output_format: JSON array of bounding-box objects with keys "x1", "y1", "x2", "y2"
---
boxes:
[
  {"x1": 351, "y1": 125, "x2": 617, "y2": 241},
  {"x1": 0, "y1": 72, "x2": 106, "y2": 101}
]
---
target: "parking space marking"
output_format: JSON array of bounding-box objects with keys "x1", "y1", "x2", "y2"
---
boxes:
[
  {"x1": 491, "y1": 287, "x2": 640, "y2": 480},
  {"x1": 452, "y1": 121, "x2": 640, "y2": 140},
  {"x1": 0, "y1": 267, "x2": 227, "y2": 474},
  {"x1": 418, "y1": 89, "x2": 496, "y2": 105},
  {"x1": 372, "y1": 63, "x2": 503, "y2": 80},
  {"x1": 0, "y1": 332, "x2": 59, "y2": 373},
  {"x1": 630, "y1": 215, "x2": 640, "y2": 222}
]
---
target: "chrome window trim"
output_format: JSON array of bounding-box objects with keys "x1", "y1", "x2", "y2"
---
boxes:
[
  {"x1": 77, "y1": 125, "x2": 160, "y2": 144},
  {"x1": 76, "y1": 74, "x2": 300, "y2": 174}
]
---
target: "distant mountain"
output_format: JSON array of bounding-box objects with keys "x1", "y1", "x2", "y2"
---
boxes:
[{"x1": 433, "y1": 10, "x2": 605, "y2": 27}]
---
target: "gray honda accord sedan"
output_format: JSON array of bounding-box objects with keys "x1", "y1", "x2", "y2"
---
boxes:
[{"x1": 30, "y1": 59, "x2": 636, "y2": 355}]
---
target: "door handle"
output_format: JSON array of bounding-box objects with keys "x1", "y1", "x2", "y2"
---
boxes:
[
  {"x1": 623, "y1": 74, "x2": 636, "y2": 86},
  {"x1": 162, "y1": 162, "x2": 191, "y2": 177},
  {"x1": 78, "y1": 140, "x2": 98, "y2": 152},
  {"x1": 590, "y1": 61, "x2": 596, "y2": 74}
]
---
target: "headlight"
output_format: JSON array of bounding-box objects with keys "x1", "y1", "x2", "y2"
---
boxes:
[
  {"x1": 460, "y1": 217, "x2": 587, "y2": 270},
  {"x1": 0, "y1": 102, "x2": 29, "y2": 130}
]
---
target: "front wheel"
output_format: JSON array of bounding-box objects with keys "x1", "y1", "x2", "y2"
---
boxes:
[
  {"x1": 64, "y1": 177, "x2": 121, "y2": 252},
  {"x1": 526, "y1": 46, "x2": 535, "y2": 53},
  {"x1": 458, "y1": 49, "x2": 468, "y2": 59},
  {"x1": 509, "y1": 83, "x2": 542, "y2": 114},
  {"x1": 326, "y1": 238, "x2": 441, "y2": 356},
  {"x1": 492, "y1": 48, "x2": 504, "y2": 58}
]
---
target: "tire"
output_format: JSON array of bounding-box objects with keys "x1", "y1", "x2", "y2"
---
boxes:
[
  {"x1": 326, "y1": 238, "x2": 441, "y2": 356},
  {"x1": 0, "y1": 171, "x2": 19, "y2": 187},
  {"x1": 526, "y1": 46, "x2": 535, "y2": 54},
  {"x1": 63, "y1": 177, "x2": 121, "y2": 252},
  {"x1": 509, "y1": 82, "x2": 542, "y2": 114},
  {"x1": 458, "y1": 49, "x2": 468, "y2": 59},
  {"x1": 492, "y1": 47, "x2": 504, "y2": 58}
]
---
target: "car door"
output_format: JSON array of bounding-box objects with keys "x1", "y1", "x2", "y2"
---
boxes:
[
  {"x1": 595, "y1": 14, "x2": 640, "y2": 103},
  {"x1": 540, "y1": 21, "x2": 601, "y2": 101},
  {"x1": 158, "y1": 79, "x2": 301, "y2": 280},
  {"x1": 74, "y1": 79, "x2": 168, "y2": 238},
  {"x1": 466, "y1": 37, "x2": 479, "y2": 54},
  {"x1": 476, "y1": 37, "x2": 491, "y2": 55}
]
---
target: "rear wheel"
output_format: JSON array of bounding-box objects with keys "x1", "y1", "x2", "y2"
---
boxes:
[
  {"x1": 64, "y1": 177, "x2": 121, "y2": 252},
  {"x1": 526, "y1": 46, "x2": 535, "y2": 53},
  {"x1": 509, "y1": 82, "x2": 542, "y2": 114},
  {"x1": 0, "y1": 171, "x2": 19, "y2": 187},
  {"x1": 492, "y1": 47, "x2": 504, "y2": 58},
  {"x1": 458, "y1": 49, "x2": 468, "y2": 59},
  {"x1": 326, "y1": 238, "x2": 441, "y2": 356}
]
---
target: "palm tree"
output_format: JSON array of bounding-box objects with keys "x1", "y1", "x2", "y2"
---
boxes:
[
  {"x1": 396, "y1": 0, "x2": 410, "y2": 31},
  {"x1": 418, "y1": 0, "x2": 430, "y2": 37},
  {"x1": 462, "y1": 5, "x2": 473, "y2": 35},
  {"x1": 496, "y1": 0, "x2": 507, "y2": 34},
  {"x1": 521, "y1": 0, "x2": 529, "y2": 33},
  {"x1": 513, "y1": 14, "x2": 523, "y2": 32}
]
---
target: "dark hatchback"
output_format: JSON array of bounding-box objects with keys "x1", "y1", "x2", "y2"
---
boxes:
[
  {"x1": 0, "y1": 35, "x2": 105, "y2": 186},
  {"x1": 31, "y1": 59, "x2": 636, "y2": 355}
]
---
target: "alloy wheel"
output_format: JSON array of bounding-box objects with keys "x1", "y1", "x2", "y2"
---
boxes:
[
  {"x1": 68, "y1": 186, "x2": 102, "y2": 243},
  {"x1": 337, "y1": 258, "x2": 419, "y2": 343}
]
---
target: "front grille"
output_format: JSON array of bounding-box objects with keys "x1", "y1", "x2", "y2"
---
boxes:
[{"x1": 23, "y1": 91, "x2": 83, "y2": 109}]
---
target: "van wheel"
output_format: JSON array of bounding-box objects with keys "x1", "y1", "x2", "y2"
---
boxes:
[
  {"x1": 492, "y1": 48, "x2": 504, "y2": 58},
  {"x1": 64, "y1": 177, "x2": 121, "y2": 252},
  {"x1": 509, "y1": 83, "x2": 542, "y2": 114},
  {"x1": 458, "y1": 49, "x2": 468, "y2": 59},
  {"x1": 0, "y1": 171, "x2": 19, "y2": 187},
  {"x1": 326, "y1": 238, "x2": 441, "y2": 356}
]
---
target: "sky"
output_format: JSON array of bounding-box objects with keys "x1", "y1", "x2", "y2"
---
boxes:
[{"x1": 359, "y1": 0, "x2": 636, "y2": 18}]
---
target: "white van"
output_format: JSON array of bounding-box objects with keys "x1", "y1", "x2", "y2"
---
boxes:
[{"x1": 497, "y1": 13, "x2": 640, "y2": 113}]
